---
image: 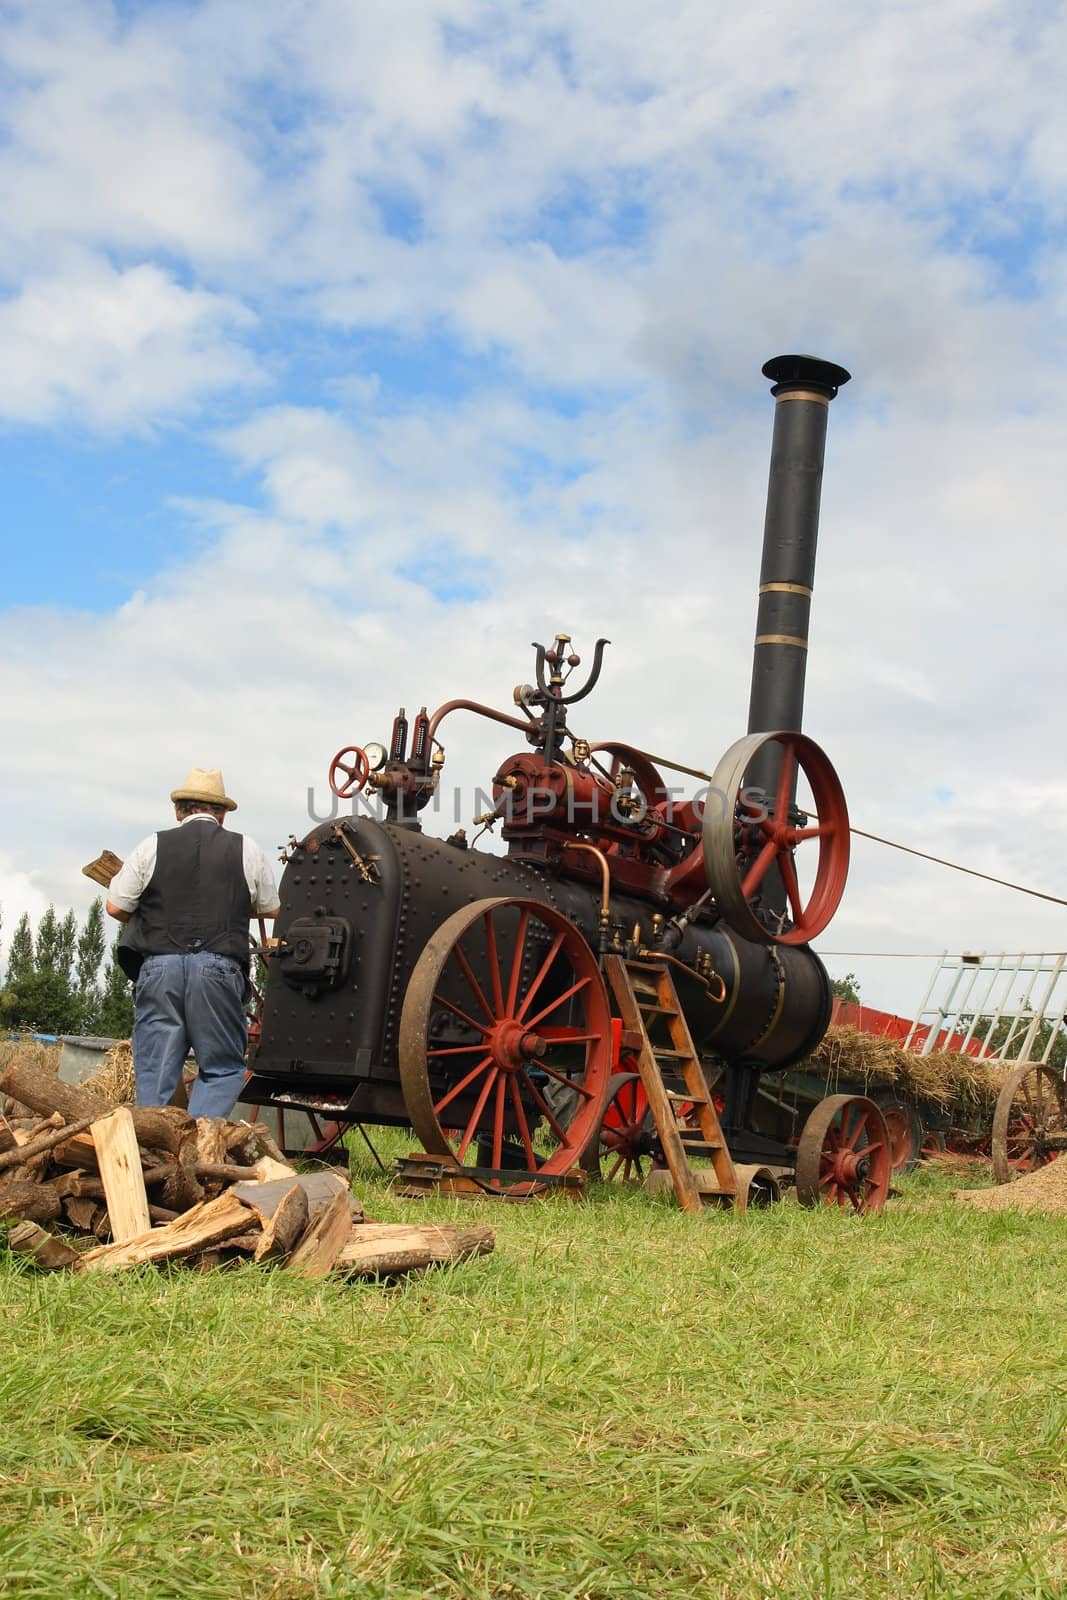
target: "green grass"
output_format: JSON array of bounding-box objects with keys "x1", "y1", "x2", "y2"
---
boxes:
[{"x1": 0, "y1": 1154, "x2": 1064, "y2": 1600}]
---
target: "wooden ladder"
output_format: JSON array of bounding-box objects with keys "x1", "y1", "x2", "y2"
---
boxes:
[{"x1": 604, "y1": 954, "x2": 741, "y2": 1214}]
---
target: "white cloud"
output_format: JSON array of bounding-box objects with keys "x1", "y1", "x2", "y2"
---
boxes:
[{"x1": 0, "y1": 255, "x2": 259, "y2": 427}]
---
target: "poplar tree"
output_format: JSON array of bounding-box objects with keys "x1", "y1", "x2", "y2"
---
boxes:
[
  {"x1": 56, "y1": 909, "x2": 78, "y2": 979},
  {"x1": 34, "y1": 907, "x2": 60, "y2": 972},
  {"x1": 6, "y1": 914, "x2": 34, "y2": 984},
  {"x1": 76, "y1": 900, "x2": 107, "y2": 994}
]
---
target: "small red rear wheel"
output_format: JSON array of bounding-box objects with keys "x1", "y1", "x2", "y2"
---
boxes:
[
  {"x1": 583, "y1": 1072, "x2": 660, "y2": 1182},
  {"x1": 795, "y1": 1094, "x2": 891, "y2": 1213},
  {"x1": 870, "y1": 1089, "x2": 923, "y2": 1174}
]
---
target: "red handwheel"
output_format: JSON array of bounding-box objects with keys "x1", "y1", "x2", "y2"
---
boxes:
[
  {"x1": 329, "y1": 745, "x2": 371, "y2": 799},
  {"x1": 703, "y1": 730, "x2": 850, "y2": 946}
]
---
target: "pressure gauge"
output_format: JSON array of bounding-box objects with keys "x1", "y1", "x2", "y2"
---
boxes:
[{"x1": 363, "y1": 741, "x2": 388, "y2": 773}]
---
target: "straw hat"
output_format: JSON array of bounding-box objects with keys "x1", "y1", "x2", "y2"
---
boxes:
[{"x1": 170, "y1": 767, "x2": 237, "y2": 812}]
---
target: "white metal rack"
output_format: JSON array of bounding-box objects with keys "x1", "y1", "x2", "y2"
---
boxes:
[{"x1": 905, "y1": 952, "x2": 1067, "y2": 1063}]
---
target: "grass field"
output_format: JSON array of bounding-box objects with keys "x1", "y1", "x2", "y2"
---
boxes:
[{"x1": 0, "y1": 1152, "x2": 1064, "y2": 1600}]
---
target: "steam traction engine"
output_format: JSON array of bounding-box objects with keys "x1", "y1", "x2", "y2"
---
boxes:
[{"x1": 246, "y1": 355, "x2": 892, "y2": 1212}]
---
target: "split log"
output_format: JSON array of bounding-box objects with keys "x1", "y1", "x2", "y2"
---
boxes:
[
  {"x1": 0, "y1": 1181, "x2": 62, "y2": 1225},
  {"x1": 63, "y1": 1196, "x2": 100, "y2": 1231},
  {"x1": 0, "y1": 1059, "x2": 193, "y2": 1155},
  {"x1": 194, "y1": 1118, "x2": 231, "y2": 1168},
  {"x1": 49, "y1": 1171, "x2": 85, "y2": 1202},
  {"x1": 232, "y1": 1171, "x2": 357, "y2": 1223},
  {"x1": 160, "y1": 1152, "x2": 203, "y2": 1214},
  {"x1": 251, "y1": 1156, "x2": 299, "y2": 1184},
  {"x1": 218, "y1": 1232, "x2": 263, "y2": 1254},
  {"x1": 252, "y1": 1184, "x2": 308, "y2": 1261},
  {"x1": 285, "y1": 1190, "x2": 353, "y2": 1280},
  {"x1": 332, "y1": 1223, "x2": 495, "y2": 1278},
  {"x1": 228, "y1": 1119, "x2": 287, "y2": 1166},
  {"x1": 0, "y1": 1114, "x2": 98, "y2": 1174},
  {"x1": 0, "y1": 1115, "x2": 19, "y2": 1155},
  {"x1": 194, "y1": 1162, "x2": 272, "y2": 1184},
  {"x1": 57, "y1": 1167, "x2": 170, "y2": 1201},
  {"x1": 7, "y1": 1221, "x2": 81, "y2": 1271},
  {"x1": 128, "y1": 1106, "x2": 195, "y2": 1157},
  {"x1": 91, "y1": 1109, "x2": 151, "y2": 1242},
  {"x1": 49, "y1": 1133, "x2": 101, "y2": 1171},
  {"x1": 79, "y1": 1192, "x2": 257, "y2": 1272}
]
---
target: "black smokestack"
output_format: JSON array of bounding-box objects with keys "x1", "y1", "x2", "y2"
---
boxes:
[{"x1": 747, "y1": 354, "x2": 851, "y2": 740}]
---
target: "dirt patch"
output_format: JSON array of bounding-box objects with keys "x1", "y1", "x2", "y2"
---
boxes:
[{"x1": 955, "y1": 1158, "x2": 1067, "y2": 1214}]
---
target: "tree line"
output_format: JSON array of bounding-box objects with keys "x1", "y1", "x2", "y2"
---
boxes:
[{"x1": 0, "y1": 901, "x2": 133, "y2": 1038}]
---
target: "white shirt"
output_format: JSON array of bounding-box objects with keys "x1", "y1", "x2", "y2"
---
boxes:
[{"x1": 108, "y1": 815, "x2": 280, "y2": 918}]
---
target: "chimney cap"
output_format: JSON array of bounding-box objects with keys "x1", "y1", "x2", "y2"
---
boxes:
[{"x1": 762, "y1": 354, "x2": 852, "y2": 399}]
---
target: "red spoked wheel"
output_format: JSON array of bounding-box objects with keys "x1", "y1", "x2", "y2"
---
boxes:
[
  {"x1": 583, "y1": 1072, "x2": 659, "y2": 1182},
  {"x1": 991, "y1": 1063, "x2": 1067, "y2": 1184},
  {"x1": 329, "y1": 745, "x2": 371, "y2": 799},
  {"x1": 795, "y1": 1094, "x2": 891, "y2": 1213},
  {"x1": 399, "y1": 898, "x2": 612, "y2": 1182},
  {"x1": 703, "y1": 730, "x2": 850, "y2": 946},
  {"x1": 870, "y1": 1089, "x2": 923, "y2": 1174}
]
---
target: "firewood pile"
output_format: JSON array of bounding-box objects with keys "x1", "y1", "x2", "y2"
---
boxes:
[{"x1": 0, "y1": 1054, "x2": 494, "y2": 1279}]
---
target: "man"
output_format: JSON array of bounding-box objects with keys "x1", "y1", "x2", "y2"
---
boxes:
[{"x1": 106, "y1": 767, "x2": 280, "y2": 1119}]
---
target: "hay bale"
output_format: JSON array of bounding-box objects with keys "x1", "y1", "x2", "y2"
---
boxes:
[
  {"x1": 0, "y1": 1038, "x2": 61, "y2": 1081},
  {"x1": 81, "y1": 1040, "x2": 135, "y2": 1107},
  {"x1": 810, "y1": 1025, "x2": 1011, "y2": 1110}
]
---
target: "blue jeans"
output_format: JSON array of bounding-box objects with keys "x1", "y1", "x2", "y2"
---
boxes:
[{"x1": 132, "y1": 952, "x2": 250, "y2": 1119}]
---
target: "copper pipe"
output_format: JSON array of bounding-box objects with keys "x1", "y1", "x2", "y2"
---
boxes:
[
  {"x1": 635, "y1": 948, "x2": 727, "y2": 1006},
  {"x1": 561, "y1": 841, "x2": 611, "y2": 919},
  {"x1": 427, "y1": 698, "x2": 534, "y2": 743}
]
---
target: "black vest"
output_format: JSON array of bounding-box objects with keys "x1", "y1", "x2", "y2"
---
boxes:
[{"x1": 118, "y1": 823, "x2": 252, "y2": 979}]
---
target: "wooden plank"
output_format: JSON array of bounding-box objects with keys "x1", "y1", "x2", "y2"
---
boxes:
[
  {"x1": 91, "y1": 1108, "x2": 151, "y2": 1242},
  {"x1": 7, "y1": 1221, "x2": 81, "y2": 1271},
  {"x1": 285, "y1": 1190, "x2": 353, "y2": 1280},
  {"x1": 81, "y1": 849, "x2": 124, "y2": 887},
  {"x1": 79, "y1": 1192, "x2": 256, "y2": 1273}
]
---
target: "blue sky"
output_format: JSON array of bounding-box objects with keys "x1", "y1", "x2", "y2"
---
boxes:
[{"x1": 3, "y1": 0, "x2": 1067, "y2": 1013}]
